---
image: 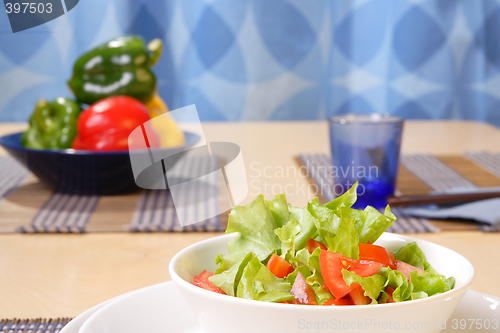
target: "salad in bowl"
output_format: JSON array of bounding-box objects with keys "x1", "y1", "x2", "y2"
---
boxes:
[
  {"x1": 169, "y1": 183, "x2": 473, "y2": 333},
  {"x1": 191, "y1": 183, "x2": 455, "y2": 306}
]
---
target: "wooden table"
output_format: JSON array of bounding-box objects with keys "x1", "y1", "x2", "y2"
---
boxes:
[{"x1": 0, "y1": 121, "x2": 499, "y2": 318}]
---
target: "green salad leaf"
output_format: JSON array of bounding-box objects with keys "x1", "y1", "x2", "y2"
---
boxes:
[
  {"x1": 288, "y1": 206, "x2": 319, "y2": 251},
  {"x1": 274, "y1": 218, "x2": 301, "y2": 259},
  {"x1": 378, "y1": 267, "x2": 412, "y2": 302},
  {"x1": 289, "y1": 248, "x2": 333, "y2": 304},
  {"x1": 393, "y1": 242, "x2": 436, "y2": 272},
  {"x1": 377, "y1": 264, "x2": 455, "y2": 303},
  {"x1": 266, "y1": 194, "x2": 291, "y2": 228},
  {"x1": 342, "y1": 269, "x2": 387, "y2": 304},
  {"x1": 409, "y1": 270, "x2": 455, "y2": 296},
  {"x1": 325, "y1": 217, "x2": 359, "y2": 259},
  {"x1": 236, "y1": 257, "x2": 295, "y2": 302},
  {"x1": 307, "y1": 198, "x2": 341, "y2": 244},
  {"x1": 343, "y1": 205, "x2": 396, "y2": 244},
  {"x1": 226, "y1": 195, "x2": 281, "y2": 261},
  {"x1": 209, "y1": 252, "x2": 255, "y2": 296},
  {"x1": 324, "y1": 183, "x2": 358, "y2": 210}
]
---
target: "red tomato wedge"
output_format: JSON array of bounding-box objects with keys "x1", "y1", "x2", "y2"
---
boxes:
[
  {"x1": 395, "y1": 260, "x2": 425, "y2": 280},
  {"x1": 359, "y1": 243, "x2": 397, "y2": 269},
  {"x1": 323, "y1": 298, "x2": 354, "y2": 306},
  {"x1": 320, "y1": 250, "x2": 384, "y2": 299},
  {"x1": 348, "y1": 285, "x2": 371, "y2": 305},
  {"x1": 385, "y1": 287, "x2": 396, "y2": 303},
  {"x1": 306, "y1": 238, "x2": 327, "y2": 254},
  {"x1": 389, "y1": 252, "x2": 396, "y2": 263},
  {"x1": 291, "y1": 272, "x2": 318, "y2": 305},
  {"x1": 266, "y1": 254, "x2": 294, "y2": 278},
  {"x1": 340, "y1": 258, "x2": 384, "y2": 277},
  {"x1": 320, "y1": 251, "x2": 356, "y2": 299},
  {"x1": 193, "y1": 270, "x2": 226, "y2": 295}
]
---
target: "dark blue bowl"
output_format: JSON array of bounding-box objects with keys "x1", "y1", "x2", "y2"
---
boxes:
[{"x1": 0, "y1": 131, "x2": 199, "y2": 195}]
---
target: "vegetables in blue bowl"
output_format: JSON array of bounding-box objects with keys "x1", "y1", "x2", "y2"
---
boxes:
[{"x1": 0, "y1": 131, "x2": 199, "y2": 195}]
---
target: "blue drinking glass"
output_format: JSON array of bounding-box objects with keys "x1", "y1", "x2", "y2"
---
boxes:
[{"x1": 329, "y1": 114, "x2": 404, "y2": 209}]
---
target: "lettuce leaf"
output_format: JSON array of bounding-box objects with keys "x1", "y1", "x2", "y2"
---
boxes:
[
  {"x1": 274, "y1": 218, "x2": 301, "y2": 259},
  {"x1": 289, "y1": 248, "x2": 333, "y2": 304},
  {"x1": 226, "y1": 195, "x2": 281, "y2": 260},
  {"x1": 342, "y1": 269, "x2": 387, "y2": 304},
  {"x1": 377, "y1": 265, "x2": 455, "y2": 303},
  {"x1": 342, "y1": 205, "x2": 396, "y2": 244},
  {"x1": 325, "y1": 217, "x2": 359, "y2": 259},
  {"x1": 307, "y1": 199, "x2": 341, "y2": 245},
  {"x1": 393, "y1": 241, "x2": 455, "y2": 295},
  {"x1": 236, "y1": 257, "x2": 295, "y2": 302},
  {"x1": 288, "y1": 206, "x2": 319, "y2": 251},
  {"x1": 409, "y1": 270, "x2": 455, "y2": 296},
  {"x1": 393, "y1": 242, "x2": 435, "y2": 272},
  {"x1": 266, "y1": 194, "x2": 291, "y2": 228},
  {"x1": 324, "y1": 183, "x2": 358, "y2": 210},
  {"x1": 378, "y1": 267, "x2": 412, "y2": 302},
  {"x1": 209, "y1": 252, "x2": 255, "y2": 296}
]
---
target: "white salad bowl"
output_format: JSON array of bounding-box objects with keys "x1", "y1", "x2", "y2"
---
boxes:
[{"x1": 169, "y1": 232, "x2": 474, "y2": 333}]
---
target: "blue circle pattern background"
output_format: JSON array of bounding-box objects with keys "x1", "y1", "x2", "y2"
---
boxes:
[{"x1": 1, "y1": 0, "x2": 500, "y2": 126}]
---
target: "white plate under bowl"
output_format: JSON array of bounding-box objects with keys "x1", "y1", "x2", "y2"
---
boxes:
[
  {"x1": 60, "y1": 297, "x2": 117, "y2": 333},
  {"x1": 78, "y1": 282, "x2": 499, "y2": 333}
]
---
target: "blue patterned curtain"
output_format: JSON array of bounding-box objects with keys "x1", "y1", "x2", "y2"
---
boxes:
[{"x1": 1, "y1": 0, "x2": 500, "y2": 126}]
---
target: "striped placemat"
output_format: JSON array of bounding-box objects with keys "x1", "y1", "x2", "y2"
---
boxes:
[
  {"x1": 464, "y1": 152, "x2": 500, "y2": 178},
  {"x1": 0, "y1": 156, "x2": 226, "y2": 233},
  {"x1": 0, "y1": 318, "x2": 70, "y2": 333},
  {"x1": 0, "y1": 156, "x2": 30, "y2": 202},
  {"x1": 298, "y1": 153, "x2": 500, "y2": 233}
]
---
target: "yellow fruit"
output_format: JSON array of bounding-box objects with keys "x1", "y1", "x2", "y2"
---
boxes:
[{"x1": 144, "y1": 95, "x2": 185, "y2": 148}]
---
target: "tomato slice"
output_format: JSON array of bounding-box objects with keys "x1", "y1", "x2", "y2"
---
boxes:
[
  {"x1": 266, "y1": 254, "x2": 294, "y2": 278},
  {"x1": 193, "y1": 270, "x2": 227, "y2": 295},
  {"x1": 340, "y1": 258, "x2": 384, "y2": 277},
  {"x1": 320, "y1": 251, "x2": 357, "y2": 299},
  {"x1": 323, "y1": 298, "x2": 354, "y2": 306},
  {"x1": 389, "y1": 251, "x2": 396, "y2": 263},
  {"x1": 348, "y1": 285, "x2": 371, "y2": 305},
  {"x1": 359, "y1": 243, "x2": 397, "y2": 269},
  {"x1": 385, "y1": 287, "x2": 396, "y2": 303},
  {"x1": 320, "y1": 250, "x2": 384, "y2": 299},
  {"x1": 395, "y1": 260, "x2": 425, "y2": 279},
  {"x1": 291, "y1": 272, "x2": 318, "y2": 305},
  {"x1": 306, "y1": 238, "x2": 327, "y2": 254}
]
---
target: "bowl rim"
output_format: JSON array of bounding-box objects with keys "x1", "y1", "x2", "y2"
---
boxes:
[
  {"x1": 0, "y1": 131, "x2": 200, "y2": 155},
  {"x1": 169, "y1": 232, "x2": 475, "y2": 311}
]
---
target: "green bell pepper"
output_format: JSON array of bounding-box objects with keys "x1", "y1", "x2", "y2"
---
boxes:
[
  {"x1": 22, "y1": 97, "x2": 82, "y2": 150},
  {"x1": 67, "y1": 35, "x2": 163, "y2": 105}
]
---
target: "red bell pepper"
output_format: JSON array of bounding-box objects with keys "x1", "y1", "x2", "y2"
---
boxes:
[{"x1": 72, "y1": 96, "x2": 159, "y2": 151}]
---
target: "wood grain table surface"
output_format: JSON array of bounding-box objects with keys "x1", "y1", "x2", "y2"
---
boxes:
[{"x1": 0, "y1": 120, "x2": 499, "y2": 318}]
